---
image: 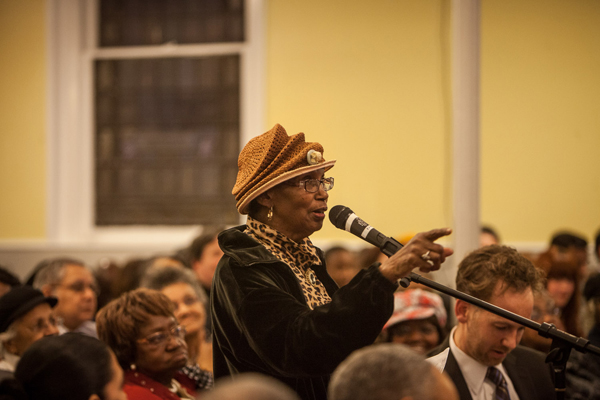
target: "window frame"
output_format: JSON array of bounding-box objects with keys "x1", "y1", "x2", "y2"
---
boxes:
[{"x1": 46, "y1": 0, "x2": 264, "y2": 246}]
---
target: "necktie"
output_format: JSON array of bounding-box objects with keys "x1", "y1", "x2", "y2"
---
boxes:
[{"x1": 486, "y1": 366, "x2": 511, "y2": 400}]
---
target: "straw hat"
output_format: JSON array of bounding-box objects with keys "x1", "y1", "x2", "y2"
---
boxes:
[{"x1": 233, "y1": 124, "x2": 336, "y2": 214}]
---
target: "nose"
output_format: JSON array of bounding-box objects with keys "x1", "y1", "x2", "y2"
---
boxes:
[
  {"x1": 43, "y1": 321, "x2": 60, "y2": 336},
  {"x1": 502, "y1": 330, "x2": 519, "y2": 351},
  {"x1": 316, "y1": 184, "x2": 329, "y2": 200}
]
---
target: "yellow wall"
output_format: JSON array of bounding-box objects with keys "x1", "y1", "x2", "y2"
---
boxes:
[
  {"x1": 1, "y1": 0, "x2": 599, "y2": 246},
  {"x1": 267, "y1": 0, "x2": 452, "y2": 241},
  {"x1": 0, "y1": 0, "x2": 47, "y2": 239},
  {"x1": 268, "y1": 0, "x2": 600, "y2": 244},
  {"x1": 481, "y1": 0, "x2": 600, "y2": 242}
]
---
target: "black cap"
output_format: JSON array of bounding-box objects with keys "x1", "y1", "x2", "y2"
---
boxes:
[{"x1": 0, "y1": 286, "x2": 58, "y2": 333}]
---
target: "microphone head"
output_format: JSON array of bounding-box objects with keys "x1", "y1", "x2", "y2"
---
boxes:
[{"x1": 329, "y1": 205, "x2": 354, "y2": 230}]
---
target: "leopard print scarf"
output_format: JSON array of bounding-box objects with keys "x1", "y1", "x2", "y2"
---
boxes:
[{"x1": 246, "y1": 217, "x2": 332, "y2": 309}]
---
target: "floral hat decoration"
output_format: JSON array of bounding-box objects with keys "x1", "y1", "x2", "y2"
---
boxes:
[{"x1": 232, "y1": 124, "x2": 336, "y2": 214}]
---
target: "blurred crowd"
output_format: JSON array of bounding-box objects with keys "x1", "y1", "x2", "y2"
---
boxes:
[{"x1": 0, "y1": 225, "x2": 599, "y2": 400}]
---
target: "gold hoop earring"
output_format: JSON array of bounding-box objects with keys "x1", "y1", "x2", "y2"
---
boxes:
[{"x1": 267, "y1": 206, "x2": 273, "y2": 221}]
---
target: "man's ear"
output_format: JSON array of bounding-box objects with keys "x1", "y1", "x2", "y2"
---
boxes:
[
  {"x1": 3, "y1": 339, "x2": 18, "y2": 355},
  {"x1": 88, "y1": 395, "x2": 101, "y2": 400},
  {"x1": 454, "y1": 299, "x2": 470, "y2": 324},
  {"x1": 40, "y1": 284, "x2": 54, "y2": 297}
]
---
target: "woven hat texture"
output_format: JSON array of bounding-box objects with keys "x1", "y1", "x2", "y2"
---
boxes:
[
  {"x1": 384, "y1": 289, "x2": 447, "y2": 330},
  {"x1": 233, "y1": 124, "x2": 335, "y2": 214}
]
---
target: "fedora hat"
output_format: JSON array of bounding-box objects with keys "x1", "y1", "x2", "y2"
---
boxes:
[{"x1": 233, "y1": 124, "x2": 335, "y2": 214}]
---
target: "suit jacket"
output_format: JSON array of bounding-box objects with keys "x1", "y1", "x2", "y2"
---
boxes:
[{"x1": 428, "y1": 335, "x2": 556, "y2": 400}]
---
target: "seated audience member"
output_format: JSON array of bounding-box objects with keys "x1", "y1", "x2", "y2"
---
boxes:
[
  {"x1": 14, "y1": 333, "x2": 126, "y2": 400},
  {"x1": 595, "y1": 229, "x2": 600, "y2": 269},
  {"x1": 142, "y1": 265, "x2": 213, "y2": 388},
  {"x1": 428, "y1": 245, "x2": 556, "y2": 400},
  {"x1": 479, "y1": 226, "x2": 500, "y2": 248},
  {"x1": 203, "y1": 373, "x2": 301, "y2": 400},
  {"x1": 32, "y1": 257, "x2": 99, "y2": 338},
  {"x1": 329, "y1": 343, "x2": 458, "y2": 400},
  {"x1": 324, "y1": 246, "x2": 361, "y2": 287},
  {"x1": 187, "y1": 228, "x2": 224, "y2": 338},
  {"x1": 536, "y1": 251, "x2": 582, "y2": 336},
  {"x1": 549, "y1": 231, "x2": 588, "y2": 279},
  {"x1": 0, "y1": 286, "x2": 59, "y2": 373},
  {"x1": 379, "y1": 289, "x2": 447, "y2": 355},
  {"x1": 96, "y1": 288, "x2": 195, "y2": 400},
  {"x1": 0, "y1": 267, "x2": 20, "y2": 298},
  {"x1": 520, "y1": 289, "x2": 564, "y2": 352},
  {"x1": 564, "y1": 272, "x2": 600, "y2": 400},
  {"x1": 188, "y1": 228, "x2": 224, "y2": 295}
]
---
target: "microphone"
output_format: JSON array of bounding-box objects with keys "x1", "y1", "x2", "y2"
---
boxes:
[{"x1": 328, "y1": 205, "x2": 404, "y2": 257}]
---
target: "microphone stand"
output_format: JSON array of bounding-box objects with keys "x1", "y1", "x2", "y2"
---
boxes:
[{"x1": 401, "y1": 272, "x2": 600, "y2": 400}]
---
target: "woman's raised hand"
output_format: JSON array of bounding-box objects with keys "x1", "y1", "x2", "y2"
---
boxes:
[{"x1": 378, "y1": 228, "x2": 453, "y2": 283}]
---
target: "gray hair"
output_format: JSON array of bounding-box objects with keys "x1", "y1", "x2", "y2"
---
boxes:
[
  {"x1": 140, "y1": 265, "x2": 208, "y2": 306},
  {"x1": 0, "y1": 323, "x2": 18, "y2": 358},
  {"x1": 203, "y1": 373, "x2": 301, "y2": 400},
  {"x1": 32, "y1": 257, "x2": 86, "y2": 290},
  {"x1": 329, "y1": 344, "x2": 438, "y2": 400}
]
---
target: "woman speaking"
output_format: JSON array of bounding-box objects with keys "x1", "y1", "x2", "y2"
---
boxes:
[{"x1": 212, "y1": 124, "x2": 453, "y2": 400}]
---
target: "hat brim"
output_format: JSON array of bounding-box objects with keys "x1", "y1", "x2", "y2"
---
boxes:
[
  {"x1": 384, "y1": 309, "x2": 437, "y2": 330},
  {"x1": 237, "y1": 159, "x2": 336, "y2": 215},
  {"x1": 0, "y1": 295, "x2": 58, "y2": 333}
]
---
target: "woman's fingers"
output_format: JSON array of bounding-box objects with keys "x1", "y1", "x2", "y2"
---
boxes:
[{"x1": 378, "y1": 227, "x2": 453, "y2": 282}]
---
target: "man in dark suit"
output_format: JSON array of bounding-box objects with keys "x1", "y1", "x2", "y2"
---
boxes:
[{"x1": 428, "y1": 245, "x2": 557, "y2": 400}]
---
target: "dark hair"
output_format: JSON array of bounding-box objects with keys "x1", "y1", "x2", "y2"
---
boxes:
[
  {"x1": 595, "y1": 228, "x2": 600, "y2": 262},
  {"x1": 14, "y1": 333, "x2": 114, "y2": 400},
  {"x1": 0, "y1": 266, "x2": 20, "y2": 288},
  {"x1": 550, "y1": 231, "x2": 588, "y2": 250},
  {"x1": 188, "y1": 227, "x2": 224, "y2": 262},
  {"x1": 456, "y1": 245, "x2": 544, "y2": 302},
  {"x1": 481, "y1": 225, "x2": 500, "y2": 243},
  {"x1": 536, "y1": 251, "x2": 581, "y2": 336},
  {"x1": 96, "y1": 288, "x2": 175, "y2": 369}
]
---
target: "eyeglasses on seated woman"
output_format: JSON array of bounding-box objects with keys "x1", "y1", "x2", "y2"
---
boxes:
[
  {"x1": 142, "y1": 265, "x2": 214, "y2": 392},
  {"x1": 96, "y1": 288, "x2": 196, "y2": 400}
]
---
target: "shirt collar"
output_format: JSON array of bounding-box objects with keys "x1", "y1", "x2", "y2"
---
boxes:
[{"x1": 449, "y1": 326, "x2": 511, "y2": 396}]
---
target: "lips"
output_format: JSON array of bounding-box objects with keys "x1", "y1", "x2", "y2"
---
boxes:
[{"x1": 312, "y1": 206, "x2": 328, "y2": 218}]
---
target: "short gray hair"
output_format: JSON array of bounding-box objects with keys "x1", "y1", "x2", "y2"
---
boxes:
[
  {"x1": 329, "y1": 344, "x2": 438, "y2": 400},
  {"x1": 203, "y1": 373, "x2": 301, "y2": 400},
  {"x1": 0, "y1": 323, "x2": 18, "y2": 358},
  {"x1": 32, "y1": 257, "x2": 86, "y2": 290},
  {"x1": 141, "y1": 265, "x2": 207, "y2": 306}
]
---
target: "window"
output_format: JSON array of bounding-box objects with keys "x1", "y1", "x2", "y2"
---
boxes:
[{"x1": 47, "y1": 0, "x2": 264, "y2": 244}]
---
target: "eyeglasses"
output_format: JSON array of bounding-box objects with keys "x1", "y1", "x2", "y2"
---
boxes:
[
  {"x1": 56, "y1": 281, "x2": 100, "y2": 296},
  {"x1": 136, "y1": 325, "x2": 186, "y2": 347},
  {"x1": 25, "y1": 315, "x2": 61, "y2": 334},
  {"x1": 287, "y1": 177, "x2": 334, "y2": 193}
]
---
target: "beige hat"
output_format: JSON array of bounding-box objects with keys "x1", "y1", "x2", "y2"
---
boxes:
[{"x1": 233, "y1": 124, "x2": 336, "y2": 214}]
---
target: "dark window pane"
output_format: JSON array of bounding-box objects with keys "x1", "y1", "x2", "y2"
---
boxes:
[
  {"x1": 99, "y1": 0, "x2": 245, "y2": 47},
  {"x1": 94, "y1": 56, "x2": 240, "y2": 225}
]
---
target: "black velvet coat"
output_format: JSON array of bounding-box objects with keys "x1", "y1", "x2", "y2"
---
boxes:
[{"x1": 211, "y1": 226, "x2": 397, "y2": 400}]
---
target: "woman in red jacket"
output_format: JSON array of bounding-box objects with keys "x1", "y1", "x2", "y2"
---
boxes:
[{"x1": 97, "y1": 288, "x2": 196, "y2": 400}]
